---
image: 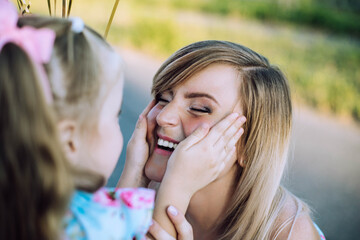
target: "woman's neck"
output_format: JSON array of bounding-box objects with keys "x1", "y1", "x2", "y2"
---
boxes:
[{"x1": 186, "y1": 164, "x2": 239, "y2": 240}]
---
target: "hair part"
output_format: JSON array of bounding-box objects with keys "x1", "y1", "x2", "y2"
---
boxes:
[{"x1": 0, "y1": 43, "x2": 73, "y2": 240}]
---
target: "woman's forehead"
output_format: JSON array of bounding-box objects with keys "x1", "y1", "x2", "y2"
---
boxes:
[{"x1": 169, "y1": 64, "x2": 241, "y2": 101}]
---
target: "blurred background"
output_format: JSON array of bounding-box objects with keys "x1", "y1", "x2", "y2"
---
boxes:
[{"x1": 18, "y1": 0, "x2": 360, "y2": 239}]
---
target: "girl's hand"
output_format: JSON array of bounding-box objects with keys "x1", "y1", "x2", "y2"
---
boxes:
[
  {"x1": 164, "y1": 112, "x2": 246, "y2": 197},
  {"x1": 117, "y1": 100, "x2": 155, "y2": 188},
  {"x1": 154, "y1": 112, "x2": 246, "y2": 237},
  {"x1": 147, "y1": 206, "x2": 193, "y2": 240}
]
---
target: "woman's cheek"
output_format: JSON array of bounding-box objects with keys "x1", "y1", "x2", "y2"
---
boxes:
[
  {"x1": 182, "y1": 117, "x2": 220, "y2": 137},
  {"x1": 183, "y1": 118, "x2": 214, "y2": 137}
]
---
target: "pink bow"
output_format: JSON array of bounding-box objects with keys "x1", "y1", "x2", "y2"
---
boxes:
[{"x1": 0, "y1": 0, "x2": 55, "y2": 103}]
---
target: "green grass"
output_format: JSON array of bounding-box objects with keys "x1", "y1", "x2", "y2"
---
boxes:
[
  {"x1": 170, "y1": 0, "x2": 360, "y2": 38},
  {"x1": 19, "y1": 0, "x2": 360, "y2": 122}
]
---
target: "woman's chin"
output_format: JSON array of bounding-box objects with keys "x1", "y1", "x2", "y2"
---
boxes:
[
  {"x1": 144, "y1": 154, "x2": 168, "y2": 182},
  {"x1": 145, "y1": 170, "x2": 164, "y2": 182}
]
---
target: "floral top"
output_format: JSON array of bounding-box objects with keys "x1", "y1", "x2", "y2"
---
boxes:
[{"x1": 63, "y1": 187, "x2": 155, "y2": 240}]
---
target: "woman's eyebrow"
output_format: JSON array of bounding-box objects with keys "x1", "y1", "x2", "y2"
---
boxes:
[{"x1": 184, "y1": 92, "x2": 219, "y2": 105}]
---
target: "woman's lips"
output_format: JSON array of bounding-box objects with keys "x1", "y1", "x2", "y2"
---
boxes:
[
  {"x1": 154, "y1": 147, "x2": 173, "y2": 156},
  {"x1": 155, "y1": 133, "x2": 180, "y2": 156},
  {"x1": 157, "y1": 133, "x2": 180, "y2": 144}
]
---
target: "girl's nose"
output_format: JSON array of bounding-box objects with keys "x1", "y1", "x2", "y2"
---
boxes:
[{"x1": 156, "y1": 103, "x2": 180, "y2": 127}]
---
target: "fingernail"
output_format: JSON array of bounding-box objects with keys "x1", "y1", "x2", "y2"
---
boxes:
[
  {"x1": 240, "y1": 116, "x2": 246, "y2": 123},
  {"x1": 168, "y1": 205, "x2": 178, "y2": 216}
]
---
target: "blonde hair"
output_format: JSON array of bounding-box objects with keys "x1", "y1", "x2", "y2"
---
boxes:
[
  {"x1": 18, "y1": 16, "x2": 124, "y2": 191},
  {"x1": 0, "y1": 43, "x2": 73, "y2": 240},
  {"x1": 152, "y1": 40, "x2": 306, "y2": 239}
]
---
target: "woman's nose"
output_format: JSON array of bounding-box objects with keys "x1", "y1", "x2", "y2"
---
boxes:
[{"x1": 156, "y1": 103, "x2": 180, "y2": 127}]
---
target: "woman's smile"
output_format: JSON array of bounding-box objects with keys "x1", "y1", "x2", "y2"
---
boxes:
[{"x1": 155, "y1": 133, "x2": 180, "y2": 156}]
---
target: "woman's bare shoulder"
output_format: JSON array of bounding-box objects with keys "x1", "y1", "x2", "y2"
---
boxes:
[{"x1": 273, "y1": 196, "x2": 320, "y2": 240}]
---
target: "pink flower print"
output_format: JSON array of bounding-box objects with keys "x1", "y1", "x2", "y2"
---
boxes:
[
  {"x1": 93, "y1": 188, "x2": 121, "y2": 207},
  {"x1": 120, "y1": 188, "x2": 155, "y2": 209}
]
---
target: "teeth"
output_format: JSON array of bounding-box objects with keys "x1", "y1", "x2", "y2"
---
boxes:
[{"x1": 157, "y1": 138, "x2": 178, "y2": 150}]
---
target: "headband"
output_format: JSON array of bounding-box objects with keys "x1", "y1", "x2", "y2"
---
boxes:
[{"x1": 0, "y1": 0, "x2": 55, "y2": 103}]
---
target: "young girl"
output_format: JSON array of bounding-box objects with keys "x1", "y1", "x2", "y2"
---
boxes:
[
  {"x1": 11, "y1": 13, "x2": 155, "y2": 239},
  {"x1": 12, "y1": 4, "x2": 245, "y2": 239},
  {"x1": 134, "y1": 40, "x2": 326, "y2": 240},
  {"x1": 0, "y1": 1, "x2": 73, "y2": 239}
]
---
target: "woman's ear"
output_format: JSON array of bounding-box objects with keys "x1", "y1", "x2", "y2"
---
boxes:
[
  {"x1": 238, "y1": 157, "x2": 247, "y2": 168},
  {"x1": 237, "y1": 150, "x2": 247, "y2": 168},
  {"x1": 58, "y1": 120, "x2": 79, "y2": 164}
]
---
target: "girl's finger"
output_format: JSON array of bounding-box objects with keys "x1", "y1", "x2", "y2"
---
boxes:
[
  {"x1": 216, "y1": 146, "x2": 236, "y2": 175},
  {"x1": 217, "y1": 127, "x2": 244, "y2": 155},
  {"x1": 216, "y1": 127, "x2": 244, "y2": 164},
  {"x1": 181, "y1": 124, "x2": 210, "y2": 149},
  {"x1": 130, "y1": 115, "x2": 147, "y2": 145},
  {"x1": 167, "y1": 206, "x2": 194, "y2": 240},
  {"x1": 223, "y1": 147, "x2": 236, "y2": 165},
  {"x1": 206, "y1": 113, "x2": 239, "y2": 143},
  {"x1": 215, "y1": 116, "x2": 246, "y2": 147},
  {"x1": 133, "y1": 100, "x2": 155, "y2": 136},
  {"x1": 135, "y1": 114, "x2": 147, "y2": 130},
  {"x1": 141, "y1": 99, "x2": 156, "y2": 118},
  {"x1": 148, "y1": 219, "x2": 176, "y2": 240}
]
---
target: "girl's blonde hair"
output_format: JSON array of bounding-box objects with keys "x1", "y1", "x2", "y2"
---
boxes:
[
  {"x1": 152, "y1": 40, "x2": 305, "y2": 239},
  {"x1": 18, "y1": 16, "x2": 124, "y2": 191},
  {"x1": 0, "y1": 43, "x2": 73, "y2": 240}
]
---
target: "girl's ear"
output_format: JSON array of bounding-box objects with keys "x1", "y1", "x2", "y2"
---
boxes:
[{"x1": 58, "y1": 120, "x2": 79, "y2": 164}]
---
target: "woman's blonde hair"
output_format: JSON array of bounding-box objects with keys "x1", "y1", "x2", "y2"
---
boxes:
[
  {"x1": 18, "y1": 16, "x2": 124, "y2": 191},
  {"x1": 152, "y1": 40, "x2": 303, "y2": 239},
  {"x1": 0, "y1": 43, "x2": 73, "y2": 240}
]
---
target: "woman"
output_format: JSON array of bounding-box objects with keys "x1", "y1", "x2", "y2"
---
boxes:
[{"x1": 143, "y1": 40, "x2": 324, "y2": 239}]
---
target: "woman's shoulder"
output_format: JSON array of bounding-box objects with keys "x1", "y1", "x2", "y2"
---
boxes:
[{"x1": 272, "y1": 195, "x2": 321, "y2": 240}]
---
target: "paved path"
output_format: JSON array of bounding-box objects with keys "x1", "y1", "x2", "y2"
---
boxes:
[{"x1": 108, "y1": 49, "x2": 360, "y2": 240}]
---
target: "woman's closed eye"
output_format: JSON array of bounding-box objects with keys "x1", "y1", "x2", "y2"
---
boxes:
[
  {"x1": 156, "y1": 95, "x2": 171, "y2": 105},
  {"x1": 189, "y1": 106, "x2": 212, "y2": 114},
  {"x1": 158, "y1": 98, "x2": 169, "y2": 103}
]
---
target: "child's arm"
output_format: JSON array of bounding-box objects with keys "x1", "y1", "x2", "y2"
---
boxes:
[
  {"x1": 117, "y1": 100, "x2": 155, "y2": 188},
  {"x1": 153, "y1": 113, "x2": 246, "y2": 237}
]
